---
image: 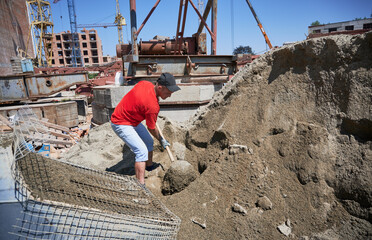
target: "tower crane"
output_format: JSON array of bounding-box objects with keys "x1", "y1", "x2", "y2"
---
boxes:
[
  {"x1": 53, "y1": 0, "x2": 83, "y2": 67},
  {"x1": 26, "y1": 0, "x2": 54, "y2": 67},
  {"x1": 76, "y1": 0, "x2": 126, "y2": 45},
  {"x1": 114, "y1": 0, "x2": 126, "y2": 44}
]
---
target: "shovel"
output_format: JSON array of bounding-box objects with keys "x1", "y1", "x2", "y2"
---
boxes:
[{"x1": 156, "y1": 123, "x2": 175, "y2": 162}]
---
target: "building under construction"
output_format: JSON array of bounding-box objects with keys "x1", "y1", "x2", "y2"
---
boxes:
[{"x1": 51, "y1": 29, "x2": 107, "y2": 67}]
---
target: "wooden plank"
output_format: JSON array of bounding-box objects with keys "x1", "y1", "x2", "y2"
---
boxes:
[
  {"x1": 58, "y1": 119, "x2": 79, "y2": 128},
  {"x1": 32, "y1": 119, "x2": 70, "y2": 132},
  {"x1": 26, "y1": 126, "x2": 71, "y2": 139},
  {"x1": 55, "y1": 114, "x2": 78, "y2": 122},
  {"x1": 25, "y1": 135, "x2": 73, "y2": 146},
  {"x1": 0, "y1": 114, "x2": 13, "y2": 129},
  {"x1": 31, "y1": 108, "x2": 43, "y2": 119},
  {"x1": 42, "y1": 105, "x2": 58, "y2": 124}
]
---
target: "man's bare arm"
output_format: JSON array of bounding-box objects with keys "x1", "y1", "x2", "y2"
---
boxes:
[{"x1": 148, "y1": 127, "x2": 161, "y2": 141}]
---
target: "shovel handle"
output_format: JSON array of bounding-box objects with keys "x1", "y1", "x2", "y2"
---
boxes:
[{"x1": 156, "y1": 123, "x2": 175, "y2": 162}]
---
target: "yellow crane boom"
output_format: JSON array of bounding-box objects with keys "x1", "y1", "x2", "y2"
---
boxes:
[{"x1": 245, "y1": 0, "x2": 273, "y2": 49}]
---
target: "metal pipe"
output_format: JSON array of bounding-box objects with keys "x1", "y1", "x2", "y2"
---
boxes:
[
  {"x1": 178, "y1": 0, "x2": 189, "y2": 54},
  {"x1": 130, "y1": 0, "x2": 139, "y2": 59},
  {"x1": 211, "y1": 0, "x2": 217, "y2": 55},
  {"x1": 175, "y1": 0, "x2": 184, "y2": 54},
  {"x1": 196, "y1": 0, "x2": 212, "y2": 35},
  {"x1": 135, "y1": 0, "x2": 161, "y2": 36}
]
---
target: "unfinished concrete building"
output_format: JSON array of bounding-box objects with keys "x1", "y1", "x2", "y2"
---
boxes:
[
  {"x1": 51, "y1": 29, "x2": 105, "y2": 67},
  {"x1": 0, "y1": 0, "x2": 34, "y2": 75}
]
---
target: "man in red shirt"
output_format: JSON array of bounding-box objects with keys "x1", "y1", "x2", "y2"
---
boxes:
[{"x1": 111, "y1": 73, "x2": 180, "y2": 185}]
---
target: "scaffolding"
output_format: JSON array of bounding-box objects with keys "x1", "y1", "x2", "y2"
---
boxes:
[
  {"x1": 26, "y1": 0, "x2": 54, "y2": 67},
  {"x1": 10, "y1": 108, "x2": 181, "y2": 239}
]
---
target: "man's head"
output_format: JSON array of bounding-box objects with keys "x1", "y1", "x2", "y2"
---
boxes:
[{"x1": 156, "y1": 73, "x2": 180, "y2": 100}]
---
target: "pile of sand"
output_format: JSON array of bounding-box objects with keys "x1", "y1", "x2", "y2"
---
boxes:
[{"x1": 65, "y1": 32, "x2": 372, "y2": 239}]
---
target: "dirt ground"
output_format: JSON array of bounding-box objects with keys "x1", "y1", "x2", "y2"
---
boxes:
[{"x1": 62, "y1": 32, "x2": 372, "y2": 239}]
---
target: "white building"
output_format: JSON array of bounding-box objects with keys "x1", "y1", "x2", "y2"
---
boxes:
[{"x1": 308, "y1": 18, "x2": 372, "y2": 35}]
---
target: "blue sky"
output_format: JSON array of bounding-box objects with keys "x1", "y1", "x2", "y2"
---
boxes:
[{"x1": 51, "y1": 0, "x2": 372, "y2": 56}]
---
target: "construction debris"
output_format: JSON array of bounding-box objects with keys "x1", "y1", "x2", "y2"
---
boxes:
[
  {"x1": 10, "y1": 108, "x2": 181, "y2": 239},
  {"x1": 0, "y1": 107, "x2": 89, "y2": 159},
  {"x1": 256, "y1": 196, "x2": 273, "y2": 210},
  {"x1": 277, "y1": 219, "x2": 292, "y2": 236},
  {"x1": 161, "y1": 160, "x2": 199, "y2": 196},
  {"x1": 191, "y1": 217, "x2": 206, "y2": 229},
  {"x1": 232, "y1": 203, "x2": 248, "y2": 215}
]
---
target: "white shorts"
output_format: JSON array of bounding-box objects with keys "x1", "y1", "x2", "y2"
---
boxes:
[{"x1": 111, "y1": 122, "x2": 154, "y2": 162}]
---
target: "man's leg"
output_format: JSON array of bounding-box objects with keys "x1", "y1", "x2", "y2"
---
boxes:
[
  {"x1": 111, "y1": 123, "x2": 149, "y2": 184},
  {"x1": 146, "y1": 151, "x2": 153, "y2": 168},
  {"x1": 135, "y1": 161, "x2": 146, "y2": 184},
  {"x1": 134, "y1": 123, "x2": 154, "y2": 169}
]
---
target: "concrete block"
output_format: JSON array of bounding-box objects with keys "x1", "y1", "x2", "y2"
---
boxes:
[
  {"x1": 159, "y1": 106, "x2": 201, "y2": 123},
  {"x1": 104, "y1": 86, "x2": 133, "y2": 108},
  {"x1": 92, "y1": 88, "x2": 107, "y2": 105},
  {"x1": 92, "y1": 102, "x2": 110, "y2": 125},
  {"x1": 160, "y1": 84, "x2": 222, "y2": 103}
]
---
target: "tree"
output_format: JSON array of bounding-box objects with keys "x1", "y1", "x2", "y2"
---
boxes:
[
  {"x1": 233, "y1": 45, "x2": 254, "y2": 55},
  {"x1": 311, "y1": 20, "x2": 321, "y2": 26}
]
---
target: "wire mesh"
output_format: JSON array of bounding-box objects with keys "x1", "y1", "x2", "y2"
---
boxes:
[{"x1": 10, "y1": 107, "x2": 181, "y2": 239}]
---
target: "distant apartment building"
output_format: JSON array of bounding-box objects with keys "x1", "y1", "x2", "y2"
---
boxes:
[
  {"x1": 51, "y1": 29, "x2": 107, "y2": 67},
  {"x1": 308, "y1": 18, "x2": 372, "y2": 37}
]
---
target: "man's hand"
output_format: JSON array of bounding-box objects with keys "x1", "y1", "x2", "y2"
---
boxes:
[{"x1": 161, "y1": 138, "x2": 170, "y2": 149}]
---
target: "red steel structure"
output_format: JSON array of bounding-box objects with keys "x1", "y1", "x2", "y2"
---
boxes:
[{"x1": 117, "y1": 0, "x2": 236, "y2": 84}]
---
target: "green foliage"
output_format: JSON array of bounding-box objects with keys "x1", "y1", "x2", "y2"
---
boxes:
[
  {"x1": 88, "y1": 73, "x2": 99, "y2": 79},
  {"x1": 311, "y1": 20, "x2": 321, "y2": 26},
  {"x1": 233, "y1": 45, "x2": 254, "y2": 55}
]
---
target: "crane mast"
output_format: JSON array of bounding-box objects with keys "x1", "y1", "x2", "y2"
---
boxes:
[
  {"x1": 67, "y1": 0, "x2": 83, "y2": 67},
  {"x1": 114, "y1": 0, "x2": 126, "y2": 45},
  {"x1": 26, "y1": 0, "x2": 54, "y2": 67}
]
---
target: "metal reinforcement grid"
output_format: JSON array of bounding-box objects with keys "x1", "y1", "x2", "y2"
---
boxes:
[{"x1": 10, "y1": 107, "x2": 181, "y2": 239}]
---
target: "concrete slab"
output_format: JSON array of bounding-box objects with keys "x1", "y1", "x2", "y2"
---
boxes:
[{"x1": 0, "y1": 134, "x2": 16, "y2": 203}]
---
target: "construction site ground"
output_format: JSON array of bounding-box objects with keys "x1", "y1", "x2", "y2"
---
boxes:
[{"x1": 9, "y1": 32, "x2": 372, "y2": 239}]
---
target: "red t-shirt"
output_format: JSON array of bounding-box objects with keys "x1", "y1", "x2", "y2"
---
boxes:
[{"x1": 111, "y1": 81, "x2": 159, "y2": 129}]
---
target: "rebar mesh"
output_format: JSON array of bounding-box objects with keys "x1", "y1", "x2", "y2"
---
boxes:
[{"x1": 10, "y1": 107, "x2": 181, "y2": 239}]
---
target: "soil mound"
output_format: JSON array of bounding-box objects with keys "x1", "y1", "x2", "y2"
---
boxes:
[
  {"x1": 63, "y1": 32, "x2": 372, "y2": 239},
  {"x1": 162, "y1": 32, "x2": 372, "y2": 239}
]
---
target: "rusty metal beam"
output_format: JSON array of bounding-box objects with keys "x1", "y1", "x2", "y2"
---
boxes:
[
  {"x1": 211, "y1": 0, "x2": 217, "y2": 55},
  {"x1": 135, "y1": 0, "x2": 161, "y2": 36},
  {"x1": 126, "y1": 55, "x2": 236, "y2": 81},
  {"x1": 179, "y1": 0, "x2": 189, "y2": 54},
  {"x1": 196, "y1": 0, "x2": 212, "y2": 35},
  {"x1": 0, "y1": 73, "x2": 88, "y2": 103},
  {"x1": 189, "y1": 0, "x2": 215, "y2": 40},
  {"x1": 175, "y1": 0, "x2": 189, "y2": 55},
  {"x1": 129, "y1": 0, "x2": 139, "y2": 62}
]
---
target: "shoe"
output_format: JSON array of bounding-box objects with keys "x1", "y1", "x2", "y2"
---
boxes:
[
  {"x1": 146, "y1": 165, "x2": 154, "y2": 171},
  {"x1": 145, "y1": 162, "x2": 161, "y2": 171}
]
